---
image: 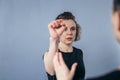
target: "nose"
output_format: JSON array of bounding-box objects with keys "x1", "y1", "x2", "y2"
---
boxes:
[{"x1": 67, "y1": 29, "x2": 72, "y2": 34}]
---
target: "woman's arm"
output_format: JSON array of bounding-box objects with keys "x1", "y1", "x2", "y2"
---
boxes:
[{"x1": 43, "y1": 19, "x2": 66, "y2": 75}]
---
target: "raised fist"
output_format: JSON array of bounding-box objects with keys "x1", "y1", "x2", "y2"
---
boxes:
[{"x1": 48, "y1": 19, "x2": 66, "y2": 40}]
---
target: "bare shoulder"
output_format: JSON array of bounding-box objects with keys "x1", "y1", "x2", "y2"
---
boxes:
[{"x1": 43, "y1": 51, "x2": 48, "y2": 60}]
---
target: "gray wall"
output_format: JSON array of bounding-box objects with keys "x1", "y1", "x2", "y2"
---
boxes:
[{"x1": 0, "y1": 0, "x2": 120, "y2": 80}]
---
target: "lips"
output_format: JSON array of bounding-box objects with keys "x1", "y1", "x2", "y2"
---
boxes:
[{"x1": 66, "y1": 37, "x2": 73, "y2": 41}]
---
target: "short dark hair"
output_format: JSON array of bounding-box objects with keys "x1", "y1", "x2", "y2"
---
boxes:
[
  {"x1": 113, "y1": 0, "x2": 120, "y2": 12},
  {"x1": 55, "y1": 12, "x2": 81, "y2": 41}
]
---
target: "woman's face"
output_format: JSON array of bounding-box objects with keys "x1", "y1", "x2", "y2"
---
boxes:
[{"x1": 59, "y1": 19, "x2": 76, "y2": 45}]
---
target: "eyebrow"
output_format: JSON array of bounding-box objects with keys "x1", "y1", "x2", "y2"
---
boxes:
[{"x1": 70, "y1": 26, "x2": 76, "y2": 28}]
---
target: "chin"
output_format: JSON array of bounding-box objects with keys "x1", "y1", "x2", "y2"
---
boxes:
[{"x1": 66, "y1": 41, "x2": 73, "y2": 45}]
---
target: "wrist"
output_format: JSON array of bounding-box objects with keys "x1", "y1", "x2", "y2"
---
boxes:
[{"x1": 50, "y1": 37, "x2": 59, "y2": 42}]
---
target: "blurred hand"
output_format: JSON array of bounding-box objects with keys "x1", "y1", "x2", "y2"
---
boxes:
[
  {"x1": 53, "y1": 52, "x2": 77, "y2": 80},
  {"x1": 48, "y1": 19, "x2": 66, "y2": 40}
]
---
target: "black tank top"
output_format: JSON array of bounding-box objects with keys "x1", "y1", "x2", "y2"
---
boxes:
[{"x1": 46, "y1": 47, "x2": 85, "y2": 80}]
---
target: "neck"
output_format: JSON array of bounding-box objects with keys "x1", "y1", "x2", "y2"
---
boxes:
[{"x1": 58, "y1": 42, "x2": 73, "y2": 52}]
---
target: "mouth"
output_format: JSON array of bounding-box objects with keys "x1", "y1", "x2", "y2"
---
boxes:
[{"x1": 66, "y1": 37, "x2": 73, "y2": 41}]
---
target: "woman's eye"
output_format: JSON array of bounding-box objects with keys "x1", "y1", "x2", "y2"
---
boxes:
[{"x1": 71, "y1": 27, "x2": 76, "y2": 31}]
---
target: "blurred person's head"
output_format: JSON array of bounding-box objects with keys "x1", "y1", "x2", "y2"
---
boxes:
[{"x1": 112, "y1": 0, "x2": 120, "y2": 43}]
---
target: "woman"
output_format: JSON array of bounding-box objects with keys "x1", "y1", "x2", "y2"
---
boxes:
[
  {"x1": 43, "y1": 12, "x2": 85, "y2": 80},
  {"x1": 53, "y1": 0, "x2": 120, "y2": 80}
]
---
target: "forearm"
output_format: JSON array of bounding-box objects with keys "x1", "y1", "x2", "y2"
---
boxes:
[
  {"x1": 48, "y1": 37, "x2": 59, "y2": 53},
  {"x1": 44, "y1": 37, "x2": 59, "y2": 75}
]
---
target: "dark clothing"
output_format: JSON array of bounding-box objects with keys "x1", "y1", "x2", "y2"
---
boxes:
[
  {"x1": 86, "y1": 70, "x2": 120, "y2": 80},
  {"x1": 46, "y1": 47, "x2": 85, "y2": 80}
]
